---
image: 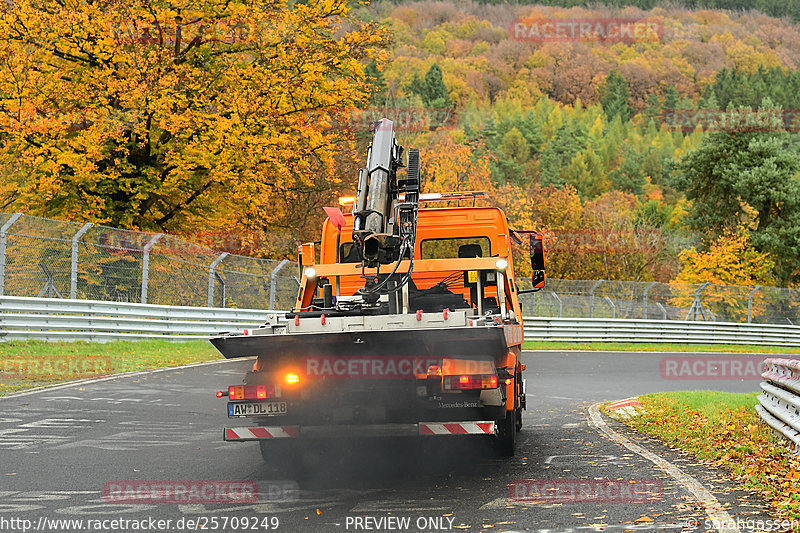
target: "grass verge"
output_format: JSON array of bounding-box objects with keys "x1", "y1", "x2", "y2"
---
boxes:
[
  {"x1": 603, "y1": 391, "x2": 800, "y2": 521},
  {"x1": 524, "y1": 341, "x2": 800, "y2": 354},
  {"x1": 0, "y1": 340, "x2": 223, "y2": 397}
]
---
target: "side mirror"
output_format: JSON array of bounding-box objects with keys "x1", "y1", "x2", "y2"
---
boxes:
[{"x1": 530, "y1": 234, "x2": 545, "y2": 289}]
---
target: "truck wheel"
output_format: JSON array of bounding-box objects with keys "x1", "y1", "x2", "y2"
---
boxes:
[
  {"x1": 259, "y1": 440, "x2": 296, "y2": 468},
  {"x1": 495, "y1": 410, "x2": 516, "y2": 457},
  {"x1": 515, "y1": 377, "x2": 523, "y2": 432}
]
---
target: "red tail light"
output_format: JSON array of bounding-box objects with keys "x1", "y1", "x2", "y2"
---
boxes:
[
  {"x1": 228, "y1": 384, "x2": 279, "y2": 400},
  {"x1": 443, "y1": 374, "x2": 498, "y2": 390}
]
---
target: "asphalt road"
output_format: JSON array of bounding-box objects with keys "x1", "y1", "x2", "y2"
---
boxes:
[{"x1": 0, "y1": 350, "x2": 779, "y2": 533}]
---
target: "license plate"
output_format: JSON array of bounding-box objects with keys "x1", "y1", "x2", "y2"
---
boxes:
[{"x1": 228, "y1": 402, "x2": 287, "y2": 417}]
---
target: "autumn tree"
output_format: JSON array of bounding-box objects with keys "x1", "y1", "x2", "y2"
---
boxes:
[
  {"x1": 420, "y1": 64, "x2": 450, "y2": 109},
  {"x1": 599, "y1": 70, "x2": 631, "y2": 122},
  {"x1": 671, "y1": 230, "x2": 775, "y2": 321},
  {"x1": 0, "y1": 0, "x2": 387, "y2": 256},
  {"x1": 674, "y1": 107, "x2": 800, "y2": 284},
  {"x1": 420, "y1": 136, "x2": 492, "y2": 195},
  {"x1": 365, "y1": 59, "x2": 388, "y2": 106}
]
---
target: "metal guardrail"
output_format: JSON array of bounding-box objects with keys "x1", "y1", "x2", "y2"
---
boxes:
[
  {"x1": 522, "y1": 317, "x2": 800, "y2": 346},
  {"x1": 0, "y1": 296, "x2": 269, "y2": 342},
  {"x1": 756, "y1": 358, "x2": 800, "y2": 451},
  {"x1": 4, "y1": 298, "x2": 800, "y2": 346}
]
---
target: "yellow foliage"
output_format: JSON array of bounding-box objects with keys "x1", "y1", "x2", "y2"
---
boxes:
[
  {"x1": 671, "y1": 230, "x2": 775, "y2": 321},
  {"x1": 0, "y1": 0, "x2": 388, "y2": 251},
  {"x1": 674, "y1": 230, "x2": 774, "y2": 287}
]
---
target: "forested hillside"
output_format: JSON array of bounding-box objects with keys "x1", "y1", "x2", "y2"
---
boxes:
[
  {"x1": 350, "y1": 1, "x2": 800, "y2": 284},
  {"x1": 0, "y1": 0, "x2": 798, "y2": 286}
]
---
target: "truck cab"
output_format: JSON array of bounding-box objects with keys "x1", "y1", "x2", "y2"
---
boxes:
[{"x1": 211, "y1": 119, "x2": 545, "y2": 460}]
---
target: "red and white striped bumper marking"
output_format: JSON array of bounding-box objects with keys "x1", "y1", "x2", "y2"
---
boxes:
[
  {"x1": 419, "y1": 421, "x2": 495, "y2": 436},
  {"x1": 224, "y1": 426, "x2": 299, "y2": 441}
]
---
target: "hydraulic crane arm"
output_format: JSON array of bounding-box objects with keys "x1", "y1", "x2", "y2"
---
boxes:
[{"x1": 351, "y1": 118, "x2": 420, "y2": 268}]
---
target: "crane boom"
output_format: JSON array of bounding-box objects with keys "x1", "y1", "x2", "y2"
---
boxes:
[{"x1": 351, "y1": 119, "x2": 419, "y2": 268}]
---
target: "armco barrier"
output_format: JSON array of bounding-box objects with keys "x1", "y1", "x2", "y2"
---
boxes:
[
  {"x1": 522, "y1": 317, "x2": 800, "y2": 346},
  {"x1": 756, "y1": 358, "x2": 800, "y2": 451},
  {"x1": 0, "y1": 296, "x2": 270, "y2": 342},
  {"x1": 4, "y1": 298, "x2": 800, "y2": 346}
]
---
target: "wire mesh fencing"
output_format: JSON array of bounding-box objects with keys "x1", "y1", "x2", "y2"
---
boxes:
[
  {"x1": 0, "y1": 212, "x2": 299, "y2": 310},
  {"x1": 3, "y1": 211, "x2": 799, "y2": 323},
  {"x1": 517, "y1": 278, "x2": 800, "y2": 325}
]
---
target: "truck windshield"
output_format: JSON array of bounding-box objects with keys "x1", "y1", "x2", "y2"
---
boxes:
[{"x1": 420, "y1": 237, "x2": 491, "y2": 259}]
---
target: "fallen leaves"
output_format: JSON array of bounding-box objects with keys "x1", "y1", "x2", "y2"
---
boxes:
[{"x1": 620, "y1": 392, "x2": 800, "y2": 522}]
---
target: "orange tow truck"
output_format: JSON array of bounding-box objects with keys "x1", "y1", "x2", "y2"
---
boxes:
[{"x1": 211, "y1": 118, "x2": 545, "y2": 459}]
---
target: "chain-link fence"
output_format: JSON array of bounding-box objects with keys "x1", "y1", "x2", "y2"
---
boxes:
[
  {"x1": 3, "y1": 212, "x2": 800, "y2": 323},
  {"x1": 0, "y1": 212, "x2": 299, "y2": 309},
  {"x1": 517, "y1": 278, "x2": 800, "y2": 325}
]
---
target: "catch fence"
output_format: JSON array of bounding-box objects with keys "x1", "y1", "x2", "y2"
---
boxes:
[
  {"x1": 0, "y1": 212, "x2": 298, "y2": 310},
  {"x1": 3, "y1": 212, "x2": 799, "y2": 324}
]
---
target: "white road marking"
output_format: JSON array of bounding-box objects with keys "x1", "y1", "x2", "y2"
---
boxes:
[
  {"x1": 525, "y1": 394, "x2": 581, "y2": 401},
  {"x1": 543, "y1": 454, "x2": 619, "y2": 465},
  {"x1": 55, "y1": 503, "x2": 156, "y2": 515},
  {"x1": 20, "y1": 418, "x2": 105, "y2": 428},
  {"x1": 351, "y1": 499, "x2": 454, "y2": 512},
  {"x1": 178, "y1": 502, "x2": 339, "y2": 514},
  {"x1": 0, "y1": 358, "x2": 249, "y2": 400},
  {"x1": 587, "y1": 403, "x2": 740, "y2": 533},
  {"x1": 479, "y1": 497, "x2": 511, "y2": 510}
]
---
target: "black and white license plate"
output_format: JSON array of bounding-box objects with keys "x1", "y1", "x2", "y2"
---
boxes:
[{"x1": 228, "y1": 402, "x2": 287, "y2": 417}]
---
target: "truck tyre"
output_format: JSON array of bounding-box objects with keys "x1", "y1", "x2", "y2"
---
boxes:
[
  {"x1": 495, "y1": 410, "x2": 516, "y2": 456},
  {"x1": 515, "y1": 377, "x2": 523, "y2": 432},
  {"x1": 259, "y1": 440, "x2": 297, "y2": 470}
]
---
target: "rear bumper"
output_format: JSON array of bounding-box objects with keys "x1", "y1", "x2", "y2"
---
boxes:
[{"x1": 223, "y1": 421, "x2": 496, "y2": 441}]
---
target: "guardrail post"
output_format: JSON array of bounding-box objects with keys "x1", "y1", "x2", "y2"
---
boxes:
[
  {"x1": 589, "y1": 279, "x2": 604, "y2": 318},
  {"x1": 207, "y1": 252, "x2": 229, "y2": 307},
  {"x1": 604, "y1": 296, "x2": 616, "y2": 319},
  {"x1": 748, "y1": 285, "x2": 762, "y2": 323},
  {"x1": 140, "y1": 233, "x2": 164, "y2": 304},
  {"x1": 70, "y1": 223, "x2": 93, "y2": 299},
  {"x1": 0, "y1": 212, "x2": 23, "y2": 297},
  {"x1": 269, "y1": 259, "x2": 290, "y2": 310},
  {"x1": 643, "y1": 281, "x2": 657, "y2": 319},
  {"x1": 552, "y1": 292, "x2": 563, "y2": 318}
]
